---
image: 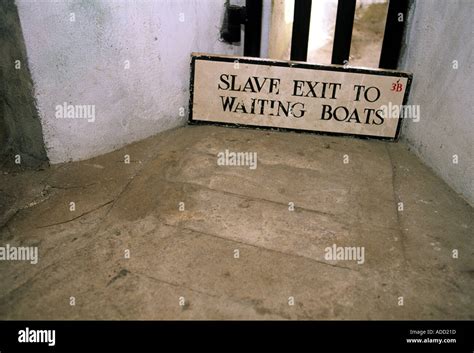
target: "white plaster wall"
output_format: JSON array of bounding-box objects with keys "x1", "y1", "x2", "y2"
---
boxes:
[
  {"x1": 399, "y1": 0, "x2": 473, "y2": 205},
  {"x1": 16, "y1": 0, "x2": 242, "y2": 163}
]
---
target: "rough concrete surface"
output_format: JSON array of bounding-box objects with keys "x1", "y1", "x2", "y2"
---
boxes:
[{"x1": 0, "y1": 125, "x2": 472, "y2": 319}]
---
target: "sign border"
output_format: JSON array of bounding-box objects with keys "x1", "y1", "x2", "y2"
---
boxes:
[{"x1": 188, "y1": 53, "x2": 413, "y2": 141}]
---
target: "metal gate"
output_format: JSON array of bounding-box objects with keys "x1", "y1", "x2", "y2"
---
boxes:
[{"x1": 225, "y1": 0, "x2": 410, "y2": 70}]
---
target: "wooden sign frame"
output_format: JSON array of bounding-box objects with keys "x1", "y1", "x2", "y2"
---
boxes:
[{"x1": 189, "y1": 53, "x2": 412, "y2": 140}]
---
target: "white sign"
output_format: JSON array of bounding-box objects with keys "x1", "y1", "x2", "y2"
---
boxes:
[{"x1": 190, "y1": 53, "x2": 412, "y2": 139}]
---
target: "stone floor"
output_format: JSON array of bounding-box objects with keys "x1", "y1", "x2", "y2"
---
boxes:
[{"x1": 0, "y1": 125, "x2": 472, "y2": 319}]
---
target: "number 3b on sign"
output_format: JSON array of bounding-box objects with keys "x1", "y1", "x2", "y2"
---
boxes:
[{"x1": 391, "y1": 80, "x2": 403, "y2": 92}]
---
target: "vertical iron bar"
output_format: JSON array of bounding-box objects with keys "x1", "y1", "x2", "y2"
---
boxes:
[
  {"x1": 244, "y1": 0, "x2": 263, "y2": 57},
  {"x1": 290, "y1": 0, "x2": 312, "y2": 61},
  {"x1": 331, "y1": 0, "x2": 356, "y2": 65},
  {"x1": 379, "y1": 0, "x2": 410, "y2": 69}
]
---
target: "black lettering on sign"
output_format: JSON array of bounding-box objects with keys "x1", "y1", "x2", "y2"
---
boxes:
[
  {"x1": 218, "y1": 74, "x2": 281, "y2": 94},
  {"x1": 292, "y1": 81, "x2": 342, "y2": 99}
]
